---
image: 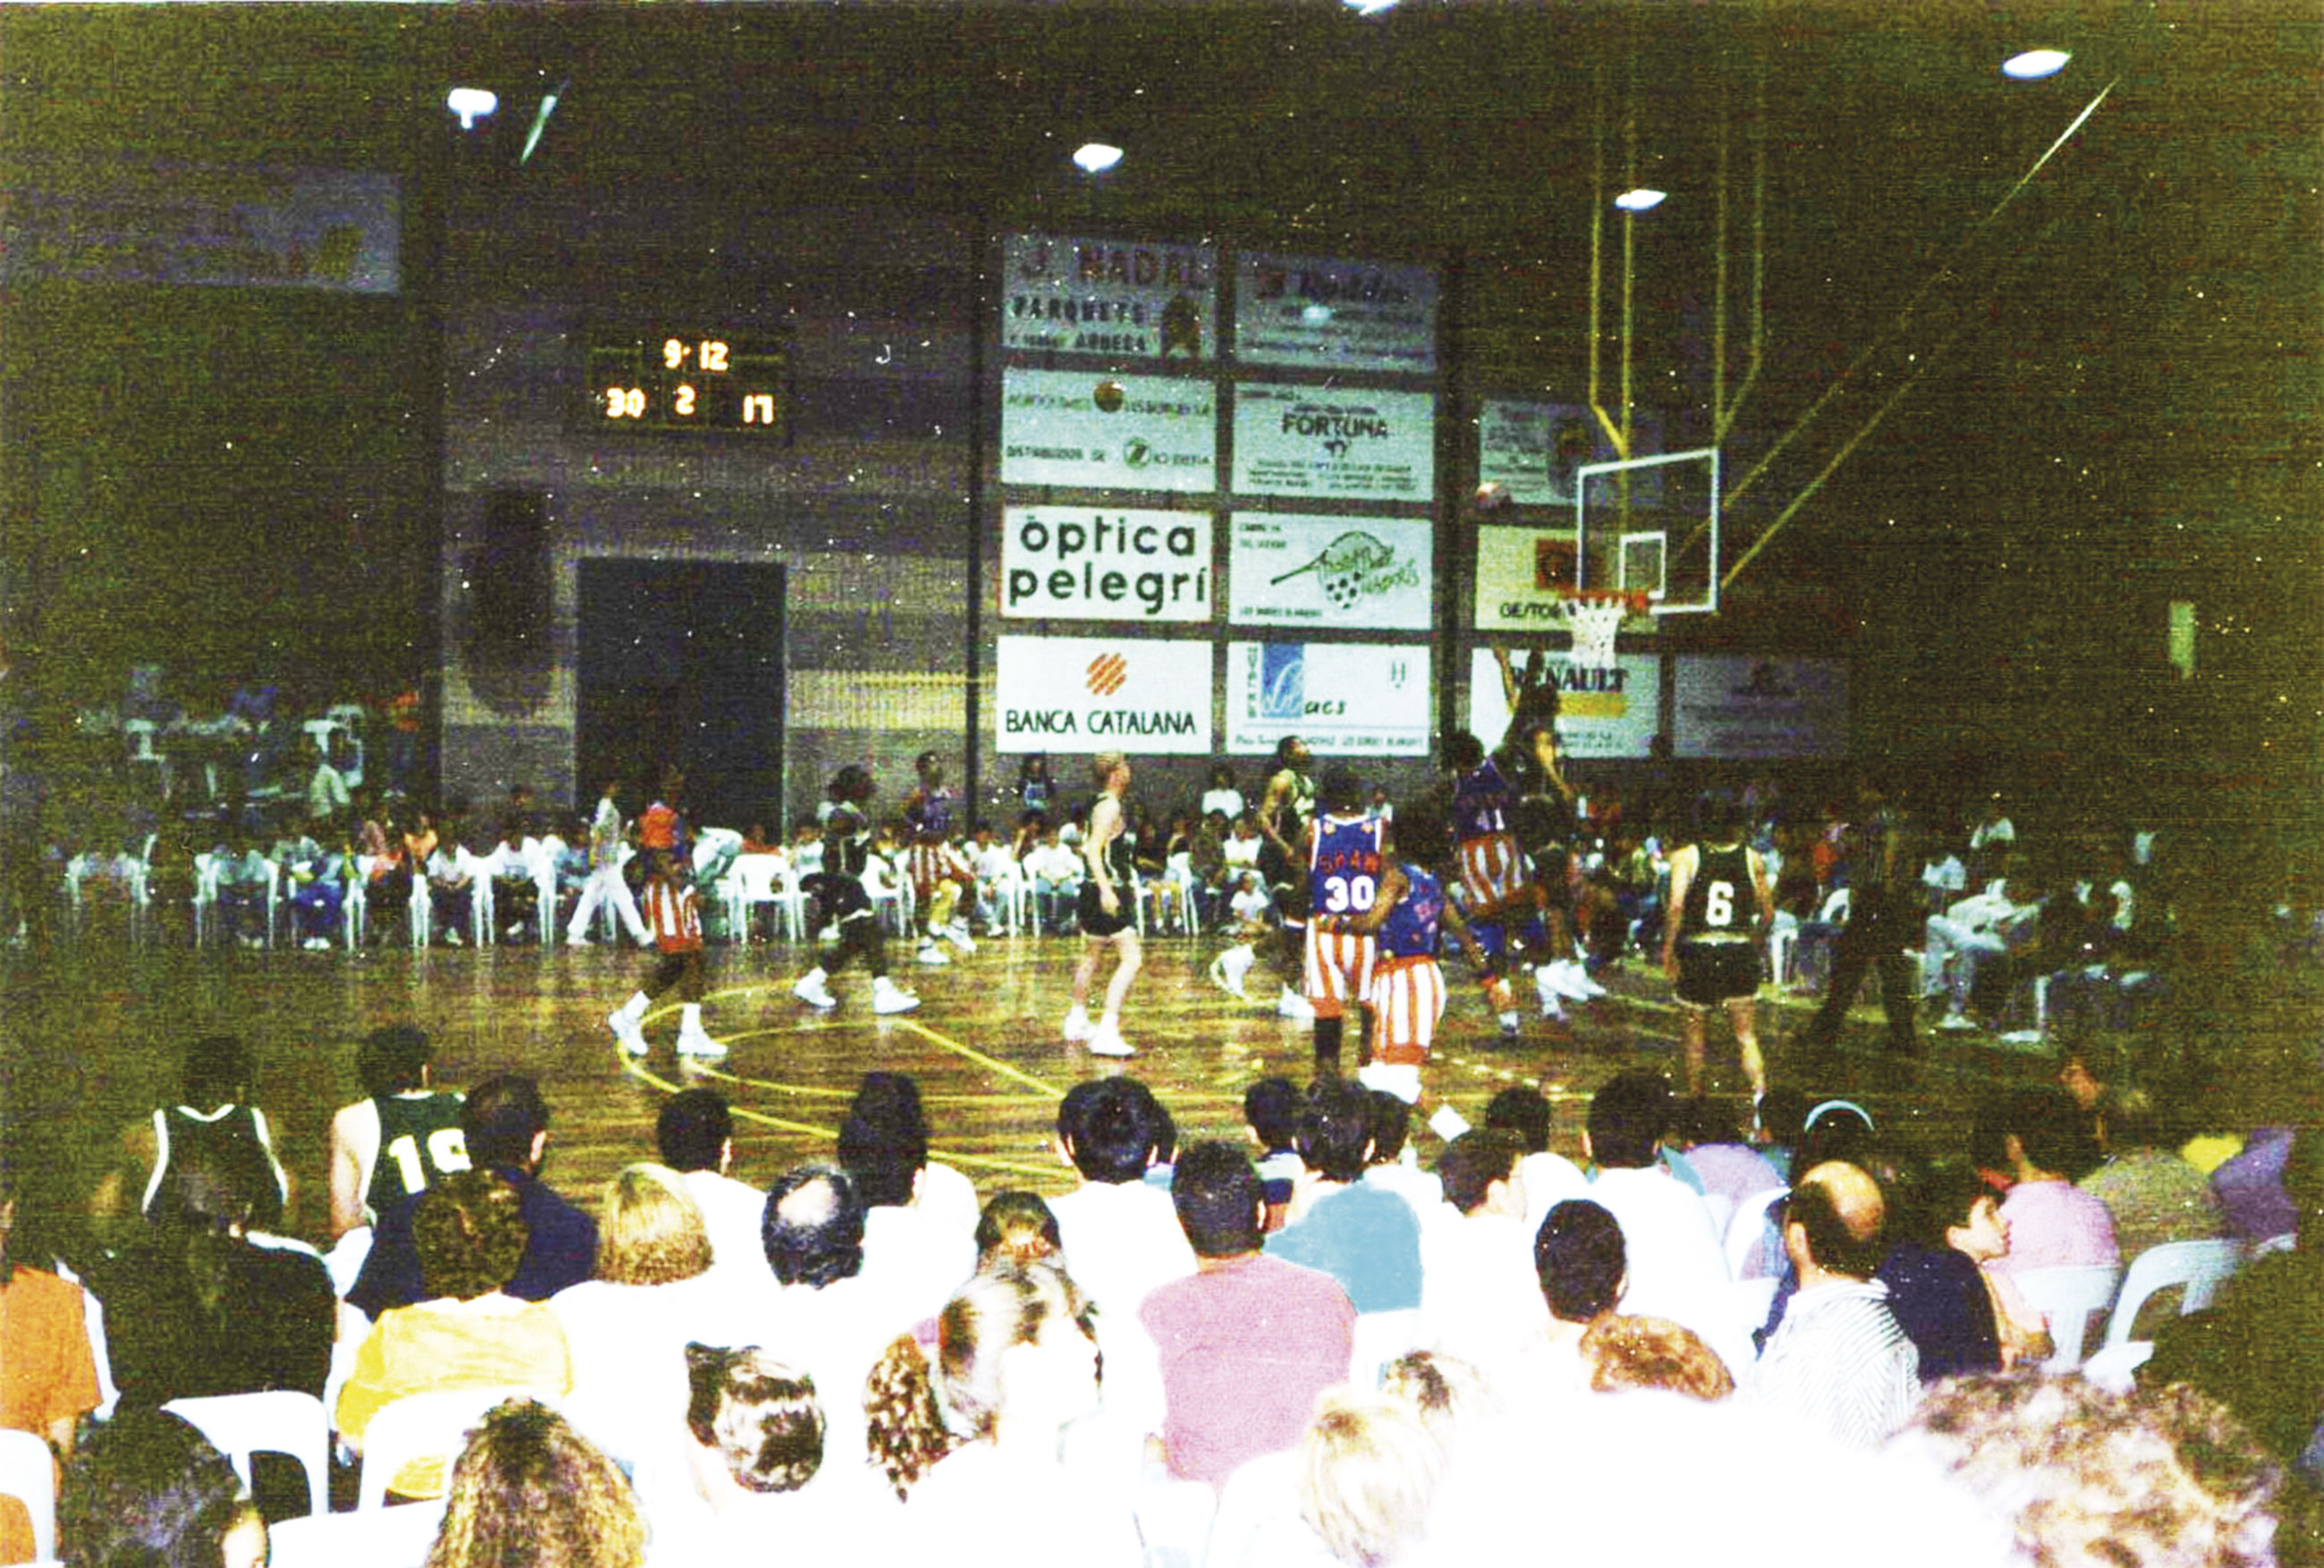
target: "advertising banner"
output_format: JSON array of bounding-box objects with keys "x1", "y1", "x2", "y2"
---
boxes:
[
  {"x1": 1671, "y1": 656, "x2": 1849, "y2": 759},
  {"x1": 999, "y1": 233, "x2": 1217, "y2": 362},
  {"x1": 1227, "y1": 513, "x2": 1430, "y2": 630},
  {"x1": 1226, "y1": 641, "x2": 1430, "y2": 756},
  {"x1": 1476, "y1": 400, "x2": 1665, "y2": 506},
  {"x1": 1232, "y1": 384, "x2": 1434, "y2": 501},
  {"x1": 1472, "y1": 524, "x2": 1582, "y2": 630},
  {"x1": 1467, "y1": 649, "x2": 1661, "y2": 761},
  {"x1": 1000, "y1": 367, "x2": 1217, "y2": 492},
  {"x1": 2, "y1": 161, "x2": 401, "y2": 293},
  {"x1": 995, "y1": 636, "x2": 1216, "y2": 756},
  {"x1": 1232, "y1": 253, "x2": 1437, "y2": 372},
  {"x1": 1000, "y1": 507, "x2": 1213, "y2": 623}
]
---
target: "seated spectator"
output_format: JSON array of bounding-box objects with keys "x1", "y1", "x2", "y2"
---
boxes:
[
  {"x1": 1423, "y1": 1132, "x2": 1548, "y2": 1374},
  {"x1": 0, "y1": 1164, "x2": 103, "y2": 1565},
  {"x1": 550, "y1": 1165, "x2": 752, "y2": 1476},
  {"x1": 1498, "y1": 1198, "x2": 1628, "y2": 1406},
  {"x1": 2082, "y1": 1085, "x2": 2227, "y2": 1266},
  {"x1": 1141, "y1": 1142, "x2": 1355, "y2": 1492},
  {"x1": 1020, "y1": 826, "x2": 1083, "y2": 931},
  {"x1": 1896, "y1": 1374, "x2": 2284, "y2": 1568},
  {"x1": 1296, "y1": 1387, "x2": 1446, "y2": 1568},
  {"x1": 1357, "y1": 1089, "x2": 1443, "y2": 1229},
  {"x1": 329, "y1": 1024, "x2": 469, "y2": 1240},
  {"x1": 1753, "y1": 1085, "x2": 1813, "y2": 1182},
  {"x1": 209, "y1": 825, "x2": 272, "y2": 947},
  {"x1": 1243, "y1": 1076, "x2": 1304, "y2": 1232},
  {"x1": 836, "y1": 1101, "x2": 976, "y2": 1326},
  {"x1": 57, "y1": 1409, "x2": 267, "y2": 1568},
  {"x1": 279, "y1": 815, "x2": 351, "y2": 949},
  {"x1": 1046, "y1": 1078, "x2": 1197, "y2": 1321},
  {"x1": 347, "y1": 1073, "x2": 598, "y2": 1319},
  {"x1": 427, "y1": 1400, "x2": 646, "y2": 1568},
  {"x1": 2145, "y1": 1124, "x2": 2324, "y2": 1471},
  {"x1": 1985, "y1": 1086, "x2": 2118, "y2": 1277},
  {"x1": 1875, "y1": 1156, "x2": 2013, "y2": 1383},
  {"x1": 658, "y1": 1346, "x2": 886, "y2": 1560},
  {"x1": 83, "y1": 1124, "x2": 334, "y2": 1411},
  {"x1": 1578, "y1": 1315, "x2": 1736, "y2": 1403},
  {"x1": 1577, "y1": 1071, "x2": 1735, "y2": 1367},
  {"x1": 867, "y1": 1260, "x2": 1137, "y2": 1564},
  {"x1": 423, "y1": 816, "x2": 478, "y2": 945},
  {"x1": 844, "y1": 1072, "x2": 980, "y2": 1233},
  {"x1": 337, "y1": 1170, "x2": 574, "y2": 1499},
  {"x1": 93, "y1": 1032, "x2": 291, "y2": 1234},
  {"x1": 657, "y1": 1089, "x2": 768, "y2": 1278},
  {"x1": 1480, "y1": 1085, "x2": 1589, "y2": 1232},
  {"x1": 1266, "y1": 1077, "x2": 1424, "y2": 1315},
  {"x1": 1755, "y1": 1161, "x2": 1919, "y2": 1449},
  {"x1": 971, "y1": 1191, "x2": 1061, "y2": 1272},
  {"x1": 1670, "y1": 1096, "x2": 1786, "y2": 1215}
]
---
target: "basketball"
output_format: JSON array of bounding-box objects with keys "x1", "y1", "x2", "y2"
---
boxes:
[{"x1": 1092, "y1": 379, "x2": 1125, "y2": 413}]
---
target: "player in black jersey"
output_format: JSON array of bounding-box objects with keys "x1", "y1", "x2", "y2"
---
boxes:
[
  {"x1": 1662, "y1": 790, "x2": 1776, "y2": 1102},
  {"x1": 1209, "y1": 735, "x2": 1318, "y2": 1021},
  {"x1": 1063, "y1": 751, "x2": 1140, "y2": 1057},
  {"x1": 792, "y1": 766, "x2": 920, "y2": 1015}
]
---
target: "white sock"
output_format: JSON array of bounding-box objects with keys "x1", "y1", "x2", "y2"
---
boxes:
[
  {"x1": 621, "y1": 992, "x2": 649, "y2": 1021},
  {"x1": 681, "y1": 1003, "x2": 703, "y2": 1031}
]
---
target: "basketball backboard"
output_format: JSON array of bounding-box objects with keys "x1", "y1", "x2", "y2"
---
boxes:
[{"x1": 1574, "y1": 445, "x2": 1719, "y2": 616}]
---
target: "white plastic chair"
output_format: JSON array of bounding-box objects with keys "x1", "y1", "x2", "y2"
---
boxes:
[
  {"x1": 725, "y1": 854, "x2": 787, "y2": 945},
  {"x1": 2098, "y1": 1238, "x2": 2244, "y2": 1355},
  {"x1": 354, "y1": 1386, "x2": 556, "y2": 1509},
  {"x1": 267, "y1": 1498, "x2": 445, "y2": 1568},
  {"x1": 1725, "y1": 1185, "x2": 1789, "y2": 1280},
  {"x1": 2012, "y1": 1263, "x2": 2123, "y2": 1372},
  {"x1": 164, "y1": 1390, "x2": 331, "y2": 1518},
  {"x1": 0, "y1": 1429, "x2": 56, "y2": 1564},
  {"x1": 2252, "y1": 1232, "x2": 2296, "y2": 1258}
]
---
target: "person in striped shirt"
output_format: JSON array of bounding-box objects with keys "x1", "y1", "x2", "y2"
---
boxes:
[{"x1": 608, "y1": 775, "x2": 726, "y2": 1061}]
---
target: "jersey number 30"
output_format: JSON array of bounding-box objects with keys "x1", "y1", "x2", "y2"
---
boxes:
[{"x1": 1320, "y1": 875, "x2": 1377, "y2": 913}]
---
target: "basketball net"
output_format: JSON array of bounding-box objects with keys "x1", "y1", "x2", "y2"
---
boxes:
[{"x1": 1556, "y1": 589, "x2": 1647, "y2": 667}]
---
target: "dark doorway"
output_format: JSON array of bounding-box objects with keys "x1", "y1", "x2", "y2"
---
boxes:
[{"x1": 576, "y1": 560, "x2": 785, "y2": 833}]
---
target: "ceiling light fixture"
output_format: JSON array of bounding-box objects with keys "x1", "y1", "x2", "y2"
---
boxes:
[
  {"x1": 2002, "y1": 49, "x2": 2071, "y2": 80},
  {"x1": 1344, "y1": 0, "x2": 1400, "y2": 15},
  {"x1": 445, "y1": 86, "x2": 498, "y2": 131},
  {"x1": 1073, "y1": 142, "x2": 1124, "y2": 174},
  {"x1": 1613, "y1": 188, "x2": 1667, "y2": 213}
]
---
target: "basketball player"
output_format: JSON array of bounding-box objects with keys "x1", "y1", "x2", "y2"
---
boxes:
[
  {"x1": 327, "y1": 1024, "x2": 470, "y2": 1239},
  {"x1": 1663, "y1": 790, "x2": 1775, "y2": 1102},
  {"x1": 1209, "y1": 735, "x2": 1318, "y2": 1021},
  {"x1": 608, "y1": 768, "x2": 726, "y2": 1060},
  {"x1": 1344, "y1": 800, "x2": 1498, "y2": 1140},
  {"x1": 1061, "y1": 751, "x2": 1139, "y2": 1057},
  {"x1": 565, "y1": 776, "x2": 651, "y2": 947},
  {"x1": 1501, "y1": 711, "x2": 1605, "y2": 1010},
  {"x1": 1302, "y1": 766, "x2": 1387, "y2": 1077},
  {"x1": 792, "y1": 766, "x2": 920, "y2": 1015},
  {"x1": 1443, "y1": 730, "x2": 1541, "y2": 1032},
  {"x1": 903, "y1": 750, "x2": 977, "y2": 965}
]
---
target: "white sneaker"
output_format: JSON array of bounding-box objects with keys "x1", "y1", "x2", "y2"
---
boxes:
[
  {"x1": 1499, "y1": 1010, "x2": 1522, "y2": 1038},
  {"x1": 567, "y1": 932, "x2": 593, "y2": 946},
  {"x1": 444, "y1": 928, "x2": 463, "y2": 947},
  {"x1": 1938, "y1": 1012, "x2": 1980, "y2": 1032},
  {"x1": 1566, "y1": 960, "x2": 1609, "y2": 998},
  {"x1": 917, "y1": 942, "x2": 950, "y2": 966},
  {"x1": 946, "y1": 921, "x2": 978, "y2": 954},
  {"x1": 1209, "y1": 945, "x2": 1254, "y2": 1001},
  {"x1": 793, "y1": 973, "x2": 837, "y2": 1009},
  {"x1": 677, "y1": 1028, "x2": 728, "y2": 1060},
  {"x1": 1532, "y1": 967, "x2": 1567, "y2": 1020},
  {"x1": 1543, "y1": 960, "x2": 1594, "y2": 1002},
  {"x1": 874, "y1": 979, "x2": 921, "y2": 1015},
  {"x1": 1277, "y1": 987, "x2": 1315, "y2": 1021},
  {"x1": 607, "y1": 1010, "x2": 649, "y2": 1058},
  {"x1": 1087, "y1": 1022, "x2": 1135, "y2": 1057},
  {"x1": 1062, "y1": 1005, "x2": 1092, "y2": 1043}
]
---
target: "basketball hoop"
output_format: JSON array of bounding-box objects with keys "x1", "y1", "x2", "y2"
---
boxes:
[{"x1": 1555, "y1": 587, "x2": 1650, "y2": 667}]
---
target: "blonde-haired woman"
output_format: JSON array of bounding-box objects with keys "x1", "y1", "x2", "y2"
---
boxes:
[
  {"x1": 425, "y1": 1400, "x2": 646, "y2": 1568},
  {"x1": 548, "y1": 1164, "x2": 755, "y2": 1479},
  {"x1": 865, "y1": 1259, "x2": 1140, "y2": 1566}
]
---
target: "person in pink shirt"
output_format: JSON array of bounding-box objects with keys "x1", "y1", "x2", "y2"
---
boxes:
[{"x1": 1984, "y1": 1087, "x2": 2119, "y2": 1276}]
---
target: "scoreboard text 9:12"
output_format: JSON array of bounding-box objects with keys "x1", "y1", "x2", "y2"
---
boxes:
[{"x1": 586, "y1": 332, "x2": 785, "y2": 432}]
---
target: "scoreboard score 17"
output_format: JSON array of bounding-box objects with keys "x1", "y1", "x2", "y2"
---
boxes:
[{"x1": 585, "y1": 332, "x2": 785, "y2": 433}]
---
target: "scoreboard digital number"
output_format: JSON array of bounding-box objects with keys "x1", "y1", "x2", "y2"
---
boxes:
[{"x1": 585, "y1": 332, "x2": 785, "y2": 433}]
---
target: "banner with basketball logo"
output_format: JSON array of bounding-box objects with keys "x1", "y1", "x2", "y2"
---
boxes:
[
  {"x1": 994, "y1": 635, "x2": 1216, "y2": 756},
  {"x1": 1226, "y1": 640, "x2": 1431, "y2": 756},
  {"x1": 999, "y1": 233, "x2": 1217, "y2": 361},
  {"x1": 1227, "y1": 513, "x2": 1431, "y2": 629},
  {"x1": 1000, "y1": 367, "x2": 1218, "y2": 492},
  {"x1": 1472, "y1": 523, "x2": 1582, "y2": 630},
  {"x1": 1231, "y1": 384, "x2": 1434, "y2": 501}
]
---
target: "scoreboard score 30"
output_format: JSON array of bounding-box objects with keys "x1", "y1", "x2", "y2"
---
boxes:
[{"x1": 585, "y1": 331, "x2": 785, "y2": 433}]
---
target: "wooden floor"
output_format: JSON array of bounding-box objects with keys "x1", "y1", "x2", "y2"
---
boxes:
[{"x1": 4, "y1": 916, "x2": 2305, "y2": 1248}]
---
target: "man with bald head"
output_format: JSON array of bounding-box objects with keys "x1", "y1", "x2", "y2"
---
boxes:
[{"x1": 1755, "y1": 1161, "x2": 1920, "y2": 1447}]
